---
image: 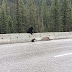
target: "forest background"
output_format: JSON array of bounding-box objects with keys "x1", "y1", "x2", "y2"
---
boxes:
[{"x1": 0, "y1": 0, "x2": 72, "y2": 34}]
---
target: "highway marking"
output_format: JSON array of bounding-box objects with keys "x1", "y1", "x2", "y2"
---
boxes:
[{"x1": 54, "y1": 53, "x2": 72, "y2": 58}]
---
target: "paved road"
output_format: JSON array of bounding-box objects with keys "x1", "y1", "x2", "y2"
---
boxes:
[{"x1": 0, "y1": 39, "x2": 72, "y2": 72}]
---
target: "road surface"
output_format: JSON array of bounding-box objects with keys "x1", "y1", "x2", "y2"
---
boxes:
[{"x1": 0, "y1": 39, "x2": 72, "y2": 72}]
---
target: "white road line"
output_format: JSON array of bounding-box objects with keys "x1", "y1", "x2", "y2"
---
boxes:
[{"x1": 54, "y1": 53, "x2": 72, "y2": 58}]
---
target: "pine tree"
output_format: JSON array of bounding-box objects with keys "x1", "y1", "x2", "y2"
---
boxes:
[
  {"x1": 41, "y1": 0, "x2": 50, "y2": 32},
  {"x1": 61, "y1": 0, "x2": 72, "y2": 32},
  {"x1": 15, "y1": 0, "x2": 21, "y2": 33},
  {"x1": 18, "y1": 0, "x2": 27, "y2": 32},
  {"x1": 49, "y1": 0, "x2": 61, "y2": 32},
  {"x1": 69, "y1": 1, "x2": 72, "y2": 31},
  {"x1": 7, "y1": 15, "x2": 13, "y2": 33},
  {"x1": 0, "y1": 6, "x2": 2, "y2": 33},
  {"x1": 10, "y1": 3, "x2": 18, "y2": 33},
  {"x1": 0, "y1": 9, "x2": 7, "y2": 34},
  {"x1": 0, "y1": 0, "x2": 8, "y2": 34},
  {"x1": 26, "y1": 0, "x2": 38, "y2": 32},
  {"x1": 0, "y1": 0, "x2": 13, "y2": 34},
  {"x1": 15, "y1": 0, "x2": 29, "y2": 33},
  {"x1": 36, "y1": 0, "x2": 42, "y2": 32},
  {"x1": 6, "y1": 6, "x2": 13, "y2": 33}
]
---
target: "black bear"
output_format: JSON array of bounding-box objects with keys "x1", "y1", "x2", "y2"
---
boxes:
[
  {"x1": 31, "y1": 38, "x2": 36, "y2": 42},
  {"x1": 27, "y1": 27, "x2": 34, "y2": 34}
]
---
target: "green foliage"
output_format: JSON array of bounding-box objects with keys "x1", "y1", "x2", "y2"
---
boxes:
[
  {"x1": 0, "y1": 0, "x2": 72, "y2": 34},
  {"x1": 26, "y1": 0, "x2": 38, "y2": 31},
  {"x1": 41, "y1": 0, "x2": 49, "y2": 32},
  {"x1": 49, "y1": 0, "x2": 61, "y2": 32},
  {"x1": 61, "y1": 0, "x2": 72, "y2": 31}
]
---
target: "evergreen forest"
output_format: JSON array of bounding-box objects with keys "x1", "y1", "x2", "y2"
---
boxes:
[{"x1": 0, "y1": 0, "x2": 72, "y2": 34}]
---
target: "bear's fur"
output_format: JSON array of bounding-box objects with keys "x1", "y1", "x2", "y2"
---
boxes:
[
  {"x1": 31, "y1": 37, "x2": 50, "y2": 42},
  {"x1": 27, "y1": 27, "x2": 33, "y2": 34},
  {"x1": 41, "y1": 37, "x2": 50, "y2": 41}
]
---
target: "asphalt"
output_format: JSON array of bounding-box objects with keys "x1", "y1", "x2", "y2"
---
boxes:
[{"x1": 0, "y1": 39, "x2": 72, "y2": 72}]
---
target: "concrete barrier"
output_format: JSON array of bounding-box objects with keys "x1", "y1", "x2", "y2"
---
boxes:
[
  {"x1": 0, "y1": 32, "x2": 72, "y2": 44},
  {"x1": 53, "y1": 32, "x2": 72, "y2": 39},
  {"x1": 35, "y1": 32, "x2": 55, "y2": 40},
  {"x1": 53, "y1": 32, "x2": 69, "y2": 39},
  {"x1": 68, "y1": 32, "x2": 72, "y2": 38},
  {"x1": 10, "y1": 33, "x2": 32, "y2": 43},
  {"x1": 0, "y1": 34, "x2": 11, "y2": 44}
]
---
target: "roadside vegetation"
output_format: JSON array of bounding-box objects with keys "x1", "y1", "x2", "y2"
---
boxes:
[{"x1": 0, "y1": 0, "x2": 72, "y2": 34}]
